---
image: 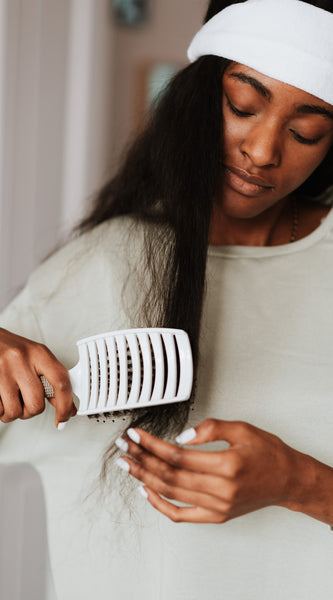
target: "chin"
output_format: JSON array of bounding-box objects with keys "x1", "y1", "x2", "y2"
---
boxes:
[
  {"x1": 220, "y1": 196, "x2": 271, "y2": 220},
  {"x1": 220, "y1": 185, "x2": 280, "y2": 219}
]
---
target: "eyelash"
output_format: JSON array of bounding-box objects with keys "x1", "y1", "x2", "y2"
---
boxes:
[{"x1": 226, "y1": 98, "x2": 322, "y2": 146}]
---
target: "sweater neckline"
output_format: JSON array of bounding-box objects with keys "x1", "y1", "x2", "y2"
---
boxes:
[{"x1": 208, "y1": 204, "x2": 333, "y2": 259}]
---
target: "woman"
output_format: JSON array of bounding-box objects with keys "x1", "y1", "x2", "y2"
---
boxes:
[{"x1": 0, "y1": 0, "x2": 332, "y2": 598}]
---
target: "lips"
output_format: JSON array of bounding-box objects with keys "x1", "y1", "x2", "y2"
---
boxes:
[{"x1": 225, "y1": 166, "x2": 275, "y2": 189}]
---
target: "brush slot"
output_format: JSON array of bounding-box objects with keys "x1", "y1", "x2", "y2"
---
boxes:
[
  {"x1": 174, "y1": 336, "x2": 181, "y2": 397},
  {"x1": 149, "y1": 332, "x2": 164, "y2": 403},
  {"x1": 96, "y1": 338, "x2": 108, "y2": 410},
  {"x1": 162, "y1": 333, "x2": 177, "y2": 399},
  {"x1": 115, "y1": 335, "x2": 128, "y2": 406},
  {"x1": 88, "y1": 341, "x2": 99, "y2": 411},
  {"x1": 137, "y1": 332, "x2": 152, "y2": 405},
  {"x1": 126, "y1": 334, "x2": 141, "y2": 405},
  {"x1": 106, "y1": 336, "x2": 118, "y2": 408},
  {"x1": 126, "y1": 339, "x2": 133, "y2": 397}
]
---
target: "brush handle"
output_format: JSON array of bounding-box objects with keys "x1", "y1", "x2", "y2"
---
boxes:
[{"x1": 40, "y1": 375, "x2": 56, "y2": 399}]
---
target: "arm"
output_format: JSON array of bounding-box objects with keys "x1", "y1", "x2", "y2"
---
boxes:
[{"x1": 115, "y1": 419, "x2": 333, "y2": 526}]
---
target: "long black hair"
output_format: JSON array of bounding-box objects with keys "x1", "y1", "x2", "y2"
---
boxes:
[{"x1": 78, "y1": 0, "x2": 333, "y2": 459}]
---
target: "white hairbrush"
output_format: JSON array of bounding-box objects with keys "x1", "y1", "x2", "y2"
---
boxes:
[{"x1": 40, "y1": 328, "x2": 193, "y2": 415}]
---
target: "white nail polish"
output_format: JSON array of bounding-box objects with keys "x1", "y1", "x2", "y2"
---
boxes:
[
  {"x1": 138, "y1": 486, "x2": 148, "y2": 499},
  {"x1": 115, "y1": 437, "x2": 128, "y2": 452},
  {"x1": 57, "y1": 421, "x2": 68, "y2": 431},
  {"x1": 116, "y1": 458, "x2": 130, "y2": 472},
  {"x1": 176, "y1": 427, "x2": 197, "y2": 445},
  {"x1": 127, "y1": 428, "x2": 140, "y2": 444}
]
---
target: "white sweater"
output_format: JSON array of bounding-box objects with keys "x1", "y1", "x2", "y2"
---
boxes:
[{"x1": 1, "y1": 211, "x2": 333, "y2": 600}]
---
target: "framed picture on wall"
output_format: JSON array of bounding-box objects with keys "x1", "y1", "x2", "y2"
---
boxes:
[{"x1": 112, "y1": 0, "x2": 149, "y2": 26}]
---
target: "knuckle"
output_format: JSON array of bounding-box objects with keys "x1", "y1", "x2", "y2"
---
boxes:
[
  {"x1": 55, "y1": 374, "x2": 72, "y2": 394},
  {"x1": 224, "y1": 453, "x2": 244, "y2": 478},
  {"x1": 34, "y1": 343, "x2": 51, "y2": 358},
  {"x1": 2, "y1": 406, "x2": 23, "y2": 422},
  {"x1": 27, "y1": 399, "x2": 45, "y2": 417},
  {"x1": 160, "y1": 484, "x2": 174, "y2": 499},
  {"x1": 202, "y1": 418, "x2": 219, "y2": 436},
  {"x1": 235, "y1": 420, "x2": 253, "y2": 437},
  {"x1": 4, "y1": 346, "x2": 25, "y2": 364},
  {"x1": 169, "y1": 508, "x2": 182, "y2": 523},
  {"x1": 169, "y1": 449, "x2": 183, "y2": 467},
  {"x1": 225, "y1": 481, "x2": 239, "y2": 503},
  {"x1": 216, "y1": 514, "x2": 229, "y2": 524},
  {"x1": 161, "y1": 466, "x2": 176, "y2": 484}
]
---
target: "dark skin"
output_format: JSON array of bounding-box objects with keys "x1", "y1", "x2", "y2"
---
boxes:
[
  {"x1": 210, "y1": 63, "x2": 333, "y2": 246},
  {"x1": 115, "y1": 65, "x2": 333, "y2": 526}
]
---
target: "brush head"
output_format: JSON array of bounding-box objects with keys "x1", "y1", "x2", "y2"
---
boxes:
[{"x1": 41, "y1": 328, "x2": 193, "y2": 415}]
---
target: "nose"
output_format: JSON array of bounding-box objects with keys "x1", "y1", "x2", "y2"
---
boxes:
[{"x1": 240, "y1": 121, "x2": 282, "y2": 168}]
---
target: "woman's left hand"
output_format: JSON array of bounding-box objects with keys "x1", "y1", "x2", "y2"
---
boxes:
[{"x1": 115, "y1": 418, "x2": 308, "y2": 524}]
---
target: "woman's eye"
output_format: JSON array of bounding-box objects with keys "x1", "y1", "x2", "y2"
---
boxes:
[
  {"x1": 291, "y1": 130, "x2": 322, "y2": 146},
  {"x1": 226, "y1": 98, "x2": 253, "y2": 118}
]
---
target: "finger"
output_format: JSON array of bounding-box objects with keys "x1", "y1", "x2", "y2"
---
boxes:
[
  {"x1": 31, "y1": 344, "x2": 76, "y2": 426},
  {"x1": 177, "y1": 419, "x2": 256, "y2": 446},
  {"x1": 0, "y1": 379, "x2": 24, "y2": 422},
  {"x1": 44, "y1": 374, "x2": 74, "y2": 426},
  {"x1": 125, "y1": 428, "x2": 237, "y2": 476},
  {"x1": 15, "y1": 371, "x2": 46, "y2": 419},
  {"x1": 141, "y1": 487, "x2": 227, "y2": 524},
  {"x1": 125, "y1": 438, "x2": 236, "y2": 496},
  {"x1": 37, "y1": 364, "x2": 74, "y2": 427},
  {"x1": 47, "y1": 397, "x2": 77, "y2": 418},
  {"x1": 0, "y1": 396, "x2": 3, "y2": 417},
  {"x1": 119, "y1": 454, "x2": 233, "y2": 514}
]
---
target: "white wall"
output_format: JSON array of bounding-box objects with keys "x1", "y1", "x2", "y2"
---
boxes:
[{"x1": 0, "y1": 0, "x2": 115, "y2": 310}]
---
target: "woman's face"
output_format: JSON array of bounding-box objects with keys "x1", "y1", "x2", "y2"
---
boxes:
[{"x1": 220, "y1": 63, "x2": 333, "y2": 219}]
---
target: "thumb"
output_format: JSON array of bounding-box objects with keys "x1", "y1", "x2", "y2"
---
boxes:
[
  {"x1": 48, "y1": 397, "x2": 77, "y2": 418},
  {"x1": 176, "y1": 419, "x2": 249, "y2": 446}
]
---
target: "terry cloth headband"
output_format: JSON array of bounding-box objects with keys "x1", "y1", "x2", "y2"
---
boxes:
[{"x1": 187, "y1": 0, "x2": 333, "y2": 105}]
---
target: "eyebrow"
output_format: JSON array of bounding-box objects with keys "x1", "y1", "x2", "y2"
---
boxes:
[
  {"x1": 228, "y1": 72, "x2": 272, "y2": 100},
  {"x1": 295, "y1": 104, "x2": 333, "y2": 121},
  {"x1": 228, "y1": 71, "x2": 333, "y2": 120}
]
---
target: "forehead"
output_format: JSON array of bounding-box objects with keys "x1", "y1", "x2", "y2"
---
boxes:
[{"x1": 224, "y1": 62, "x2": 333, "y2": 112}]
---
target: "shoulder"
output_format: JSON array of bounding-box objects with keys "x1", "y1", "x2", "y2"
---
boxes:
[{"x1": 28, "y1": 216, "x2": 145, "y2": 297}]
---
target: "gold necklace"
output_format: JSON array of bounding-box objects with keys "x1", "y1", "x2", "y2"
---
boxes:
[{"x1": 290, "y1": 197, "x2": 299, "y2": 243}]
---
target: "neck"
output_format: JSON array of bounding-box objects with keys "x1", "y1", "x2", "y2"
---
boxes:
[{"x1": 209, "y1": 197, "x2": 292, "y2": 247}]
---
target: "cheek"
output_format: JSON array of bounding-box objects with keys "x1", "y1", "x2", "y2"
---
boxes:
[{"x1": 286, "y1": 147, "x2": 330, "y2": 189}]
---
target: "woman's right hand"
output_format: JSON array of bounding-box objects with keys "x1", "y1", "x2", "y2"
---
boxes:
[{"x1": 0, "y1": 328, "x2": 76, "y2": 427}]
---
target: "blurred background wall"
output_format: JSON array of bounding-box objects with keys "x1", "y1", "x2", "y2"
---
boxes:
[{"x1": 0, "y1": 0, "x2": 206, "y2": 310}]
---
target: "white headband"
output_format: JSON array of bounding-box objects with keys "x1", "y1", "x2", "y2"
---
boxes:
[{"x1": 187, "y1": 0, "x2": 333, "y2": 105}]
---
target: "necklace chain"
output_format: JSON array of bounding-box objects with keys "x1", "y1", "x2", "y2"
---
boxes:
[{"x1": 290, "y1": 197, "x2": 299, "y2": 243}]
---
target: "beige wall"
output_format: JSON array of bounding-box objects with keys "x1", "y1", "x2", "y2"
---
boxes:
[{"x1": 111, "y1": 0, "x2": 207, "y2": 165}]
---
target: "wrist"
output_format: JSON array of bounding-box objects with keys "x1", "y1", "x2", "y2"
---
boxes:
[
  {"x1": 280, "y1": 449, "x2": 333, "y2": 526},
  {"x1": 280, "y1": 449, "x2": 315, "y2": 512}
]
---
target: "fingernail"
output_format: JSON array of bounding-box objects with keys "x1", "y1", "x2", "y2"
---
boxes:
[
  {"x1": 176, "y1": 427, "x2": 196, "y2": 444},
  {"x1": 57, "y1": 421, "x2": 68, "y2": 431},
  {"x1": 127, "y1": 428, "x2": 140, "y2": 444},
  {"x1": 116, "y1": 458, "x2": 130, "y2": 473},
  {"x1": 115, "y1": 437, "x2": 128, "y2": 452},
  {"x1": 138, "y1": 486, "x2": 148, "y2": 499}
]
